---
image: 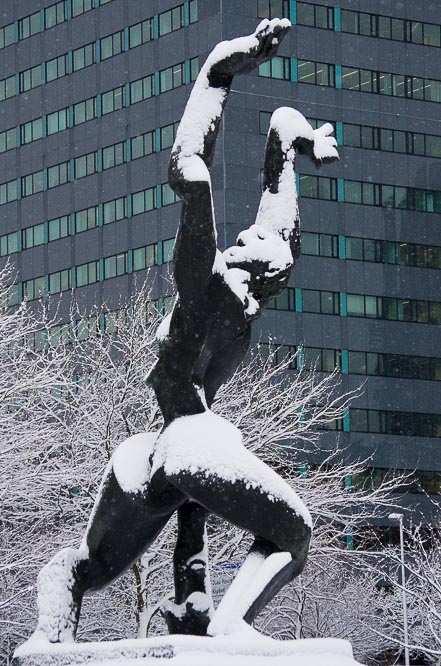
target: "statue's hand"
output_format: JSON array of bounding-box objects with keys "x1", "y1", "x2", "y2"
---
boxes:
[
  {"x1": 207, "y1": 18, "x2": 291, "y2": 82},
  {"x1": 312, "y1": 123, "x2": 339, "y2": 164}
]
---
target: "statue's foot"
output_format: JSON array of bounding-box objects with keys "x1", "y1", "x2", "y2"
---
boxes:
[
  {"x1": 35, "y1": 547, "x2": 83, "y2": 643},
  {"x1": 207, "y1": 18, "x2": 291, "y2": 81},
  {"x1": 161, "y1": 592, "x2": 212, "y2": 636},
  {"x1": 208, "y1": 618, "x2": 266, "y2": 639}
]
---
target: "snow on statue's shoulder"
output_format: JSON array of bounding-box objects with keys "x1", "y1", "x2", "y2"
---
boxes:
[
  {"x1": 112, "y1": 432, "x2": 158, "y2": 494},
  {"x1": 151, "y1": 410, "x2": 312, "y2": 528}
]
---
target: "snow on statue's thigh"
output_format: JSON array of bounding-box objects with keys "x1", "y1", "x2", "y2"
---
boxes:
[{"x1": 152, "y1": 411, "x2": 311, "y2": 528}]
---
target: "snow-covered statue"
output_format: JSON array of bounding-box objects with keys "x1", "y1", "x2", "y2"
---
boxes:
[{"x1": 29, "y1": 19, "x2": 339, "y2": 646}]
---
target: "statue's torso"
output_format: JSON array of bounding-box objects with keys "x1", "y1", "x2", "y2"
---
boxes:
[{"x1": 148, "y1": 273, "x2": 251, "y2": 425}]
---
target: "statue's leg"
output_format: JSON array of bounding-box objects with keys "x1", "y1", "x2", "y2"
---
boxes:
[
  {"x1": 165, "y1": 466, "x2": 311, "y2": 635},
  {"x1": 161, "y1": 501, "x2": 213, "y2": 635},
  {"x1": 35, "y1": 459, "x2": 185, "y2": 642}
]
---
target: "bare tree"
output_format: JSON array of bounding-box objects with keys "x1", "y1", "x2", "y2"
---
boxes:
[{"x1": 1, "y1": 276, "x2": 407, "y2": 663}]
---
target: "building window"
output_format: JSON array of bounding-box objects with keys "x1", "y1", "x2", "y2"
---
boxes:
[
  {"x1": 259, "y1": 56, "x2": 290, "y2": 80},
  {"x1": 103, "y1": 197, "x2": 126, "y2": 224},
  {"x1": 72, "y1": 0, "x2": 94, "y2": 18},
  {"x1": 162, "y1": 238, "x2": 174, "y2": 263},
  {"x1": 0, "y1": 23, "x2": 15, "y2": 49},
  {"x1": 0, "y1": 127, "x2": 16, "y2": 153},
  {"x1": 74, "y1": 152, "x2": 97, "y2": 179},
  {"x1": 130, "y1": 74, "x2": 154, "y2": 104},
  {"x1": 49, "y1": 269, "x2": 71, "y2": 294},
  {"x1": 159, "y1": 6, "x2": 184, "y2": 36},
  {"x1": 73, "y1": 43, "x2": 95, "y2": 72},
  {"x1": 48, "y1": 215, "x2": 70, "y2": 242},
  {"x1": 133, "y1": 244, "x2": 157, "y2": 271},
  {"x1": 18, "y1": 11, "x2": 41, "y2": 40},
  {"x1": 44, "y1": 1, "x2": 66, "y2": 29},
  {"x1": 159, "y1": 122, "x2": 179, "y2": 150},
  {"x1": 76, "y1": 260, "x2": 99, "y2": 287},
  {"x1": 73, "y1": 97, "x2": 97, "y2": 125},
  {"x1": 299, "y1": 175, "x2": 337, "y2": 201},
  {"x1": 302, "y1": 232, "x2": 338, "y2": 258},
  {"x1": 20, "y1": 118, "x2": 44, "y2": 145},
  {"x1": 131, "y1": 131, "x2": 154, "y2": 160},
  {"x1": 100, "y1": 30, "x2": 123, "y2": 60},
  {"x1": 24, "y1": 276, "x2": 45, "y2": 301},
  {"x1": 257, "y1": 0, "x2": 289, "y2": 19},
  {"x1": 0, "y1": 179, "x2": 18, "y2": 205},
  {"x1": 104, "y1": 253, "x2": 127, "y2": 279},
  {"x1": 75, "y1": 206, "x2": 98, "y2": 233},
  {"x1": 47, "y1": 108, "x2": 68, "y2": 135},
  {"x1": 0, "y1": 231, "x2": 20, "y2": 256},
  {"x1": 101, "y1": 86, "x2": 124, "y2": 115},
  {"x1": 160, "y1": 62, "x2": 184, "y2": 92},
  {"x1": 303, "y1": 289, "x2": 340, "y2": 315},
  {"x1": 132, "y1": 188, "x2": 156, "y2": 216},
  {"x1": 267, "y1": 288, "x2": 295, "y2": 311},
  {"x1": 129, "y1": 18, "x2": 154, "y2": 48},
  {"x1": 161, "y1": 183, "x2": 180, "y2": 206},
  {"x1": 297, "y1": 2, "x2": 334, "y2": 30},
  {"x1": 350, "y1": 409, "x2": 441, "y2": 438},
  {"x1": 23, "y1": 223, "x2": 45, "y2": 250},
  {"x1": 19, "y1": 65, "x2": 42, "y2": 93},
  {"x1": 47, "y1": 162, "x2": 69, "y2": 189},
  {"x1": 22, "y1": 170, "x2": 44, "y2": 197},
  {"x1": 103, "y1": 141, "x2": 125, "y2": 170},
  {"x1": 46, "y1": 54, "x2": 68, "y2": 82},
  {"x1": 298, "y1": 60, "x2": 335, "y2": 86}
]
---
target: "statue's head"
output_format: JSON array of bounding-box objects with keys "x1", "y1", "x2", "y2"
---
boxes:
[{"x1": 224, "y1": 225, "x2": 292, "y2": 302}]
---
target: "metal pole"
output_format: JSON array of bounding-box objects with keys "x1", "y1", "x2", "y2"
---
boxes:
[{"x1": 398, "y1": 517, "x2": 410, "y2": 666}]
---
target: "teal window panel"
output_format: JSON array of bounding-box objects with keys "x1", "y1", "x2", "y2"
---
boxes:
[
  {"x1": 98, "y1": 203, "x2": 103, "y2": 226},
  {"x1": 183, "y1": 2, "x2": 190, "y2": 26},
  {"x1": 125, "y1": 137, "x2": 131, "y2": 162},
  {"x1": 43, "y1": 169, "x2": 48, "y2": 191},
  {"x1": 343, "y1": 408, "x2": 350, "y2": 432},
  {"x1": 344, "y1": 475, "x2": 352, "y2": 488},
  {"x1": 127, "y1": 249, "x2": 133, "y2": 273},
  {"x1": 154, "y1": 71, "x2": 160, "y2": 96},
  {"x1": 156, "y1": 184, "x2": 162, "y2": 208},
  {"x1": 345, "y1": 526, "x2": 354, "y2": 551},
  {"x1": 340, "y1": 292, "x2": 347, "y2": 316},
  {"x1": 68, "y1": 105, "x2": 74, "y2": 128},
  {"x1": 124, "y1": 82, "x2": 130, "y2": 107},
  {"x1": 39, "y1": 8, "x2": 45, "y2": 32},
  {"x1": 184, "y1": 59, "x2": 191, "y2": 84},
  {"x1": 69, "y1": 213, "x2": 75, "y2": 236},
  {"x1": 124, "y1": 26, "x2": 129, "y2": 51},
  {"x1": 71, "y1": 265, "x2": 76, "y2": 288},
  {"x1": 95, "y1": 39, "x2": 101, "y2": 63},
  {"x1": 157, "y1": 241, "x2": 163, "y2": 265},
  {"x1": 335, "y1": 64, "x2": 342, "y2": 89},
  {"x1": 290, "y1": 0, "x2": 296, "y2": 24},
  {"x1": 14, "y1": 20, "x2": 19, "y2": 43},
  {"x1": 69, "y1": 158, "x2": 75, "y2": 182},
  {"x1": 337, "y1": 178, "x2": 344, "y2": 202},
  {"x1": 334, "y1": 7, "x2": 341, "y2": 32},
  {"x1": 96, "y1": 149, "x2": 102, "y2": 172},
  {"x1": 66, "y1": 0, "x2": 72, "y2": 20},
  {"x1": 99, "y1": 258, "x2": 104, "y2": 282},
  {"x1": 341, "y1": 349, "x2": 349, "y2": 374},
  {"x1": 336, "y1": 120, "x2": 343, "y2": 145},
  {"x1": 15, "y1": 73, "x2": 20, "y2": 95},
  {"x1": 67, "y1": 50, "x2": 73, "y2": 74},
  {"x1": 295, "y1": 287, "x2": 302, "y2": 312},
  {"x1": 155, "y1": 127, "x2": 161, "y2": 152},
  {"x1": 127, "y1": 194, "x2": 132, "y2": 217},
  {"x1": 153, "y1": 15, "x2": 159, "y2": 39},
  {"x1": 338, "y1": 234, "x2": 346, "y2": 259},
  {"x1": 290, "y1": 57, "x2": 297, "y2": 82}
]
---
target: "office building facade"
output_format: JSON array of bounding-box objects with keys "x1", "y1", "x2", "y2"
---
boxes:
[{"x1": 0, "y1": 0, "x2": 440, "y2": 524}]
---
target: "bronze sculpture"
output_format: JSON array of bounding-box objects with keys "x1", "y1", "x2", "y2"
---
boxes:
[{"x1": 30, "y1": 18, "x2": 339, "y2": 645}]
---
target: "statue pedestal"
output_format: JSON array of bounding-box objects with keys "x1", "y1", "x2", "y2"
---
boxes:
[{"x1": 14, "y1": 633, "x2": 362, "y2": 666}]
